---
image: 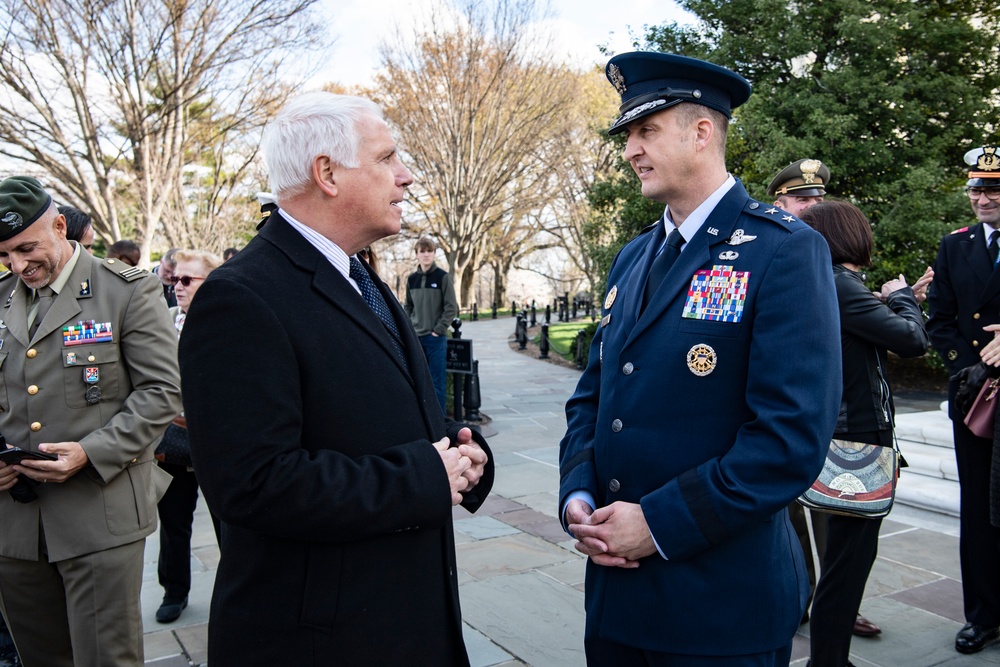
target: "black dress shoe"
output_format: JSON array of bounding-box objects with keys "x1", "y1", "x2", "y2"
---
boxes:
[
  {"x1": 155, "y1": 597, "x2": 188, "y2": 624},
  {"x1": 955, "y1": 623, "x2": 1000, "y2": 654}
]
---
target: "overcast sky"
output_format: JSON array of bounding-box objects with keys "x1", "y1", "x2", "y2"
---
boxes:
[{"x1": 313, "y1": 0, "x2": 695, "y2": 87}]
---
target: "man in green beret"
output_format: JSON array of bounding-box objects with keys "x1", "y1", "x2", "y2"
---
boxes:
[{"x1": 0, "y1": 176, "x2": 182, "y2": 666}]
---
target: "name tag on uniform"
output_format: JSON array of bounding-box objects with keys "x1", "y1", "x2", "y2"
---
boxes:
[{"x1": 682, "y1": 265, "x2": 749, "y2": 323}]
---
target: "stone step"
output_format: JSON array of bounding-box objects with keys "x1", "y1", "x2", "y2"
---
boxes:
[{"x1": 892, "y1": 409, "x2": 959, "y2": 518}]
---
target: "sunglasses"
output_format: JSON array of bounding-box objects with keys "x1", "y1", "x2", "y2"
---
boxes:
[{"x1": 169, "y1": 275, "x2": 205, "y2": 287}]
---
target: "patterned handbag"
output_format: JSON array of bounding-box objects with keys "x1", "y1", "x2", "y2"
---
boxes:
[
  {"x1": 797, "y1": 439, "x2": 899, "y2": 519},
  {"x1": 154, "y1": 420, "x2": 191, "y2": 467}
]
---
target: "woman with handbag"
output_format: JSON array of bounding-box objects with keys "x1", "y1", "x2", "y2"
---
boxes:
[
  {"x1": 800, "y1": 201, "x2": 930, "y2": 667},
  {"x1": 154, "y1": 249, "x2": 223, "y2": 624}
]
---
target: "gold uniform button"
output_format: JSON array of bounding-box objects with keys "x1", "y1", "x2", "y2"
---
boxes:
[
  {"x1": 30, "y1": 422, "x2": 41, "y2": 432},
  {"x1": 973, "y1": 340, "x2": 980, "y2": 347},
  {"x1": 26, "y1": 349, "x2": 37, "y2": 358},
  {"x1": 27, "y1": 385, "x2": 38, "y2": 395},
  {"x1": 974, "y1": 313, "x2": 981, "y2": 320},
  {"x1": 87, "y1": 355, "x2": 96, "y2": 362}
]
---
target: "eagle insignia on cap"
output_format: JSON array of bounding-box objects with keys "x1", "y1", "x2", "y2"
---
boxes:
[
  {"x1": 2, "y1": 212, "x2": 23, "y2": 230},
  {"x1": 608, "y1": 64, "x2": 626, "y2": 95},
  {"x1": 978, "y1": 147, "x2": 999, "y2": 172}
]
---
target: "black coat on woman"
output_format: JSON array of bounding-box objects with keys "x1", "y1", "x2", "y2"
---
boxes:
[
  {"x1": 177, "y1": 213, "x2": 493, "y2": 667},
  {"x1": 809, "y1": 265, "x2": 928, "y2": 667}
]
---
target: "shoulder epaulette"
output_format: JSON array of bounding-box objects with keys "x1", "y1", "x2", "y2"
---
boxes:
[
  {"x1": 100, "y1": 258, "x2": 148, "y2": 282},
  {"x1": 744, "y1": 200, "x2": 799, "y2": 228},
  {"x1": 0, "y1": 269, "x2": 14, "y2": 283},
  {"x1": 951, "y1": 226, "x2": 970, "y2": 234}
]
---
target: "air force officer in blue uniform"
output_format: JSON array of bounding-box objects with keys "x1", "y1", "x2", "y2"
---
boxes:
[{"x1": 559, "y1": 52, "x2": 842, "y2": 665}]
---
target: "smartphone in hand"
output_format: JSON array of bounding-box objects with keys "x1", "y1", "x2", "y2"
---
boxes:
[{"x1": 0, "y1": 447, "x2": 57, "y2": 465}]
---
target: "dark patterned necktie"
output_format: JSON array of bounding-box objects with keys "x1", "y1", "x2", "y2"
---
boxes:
[
  {"x1": 641, "y1": 227, "x2": 684, "y2": 313},
  {"x1": 29, "y1": 286, "x2": 55, "y2": 338},
  {"x1": 349, "y1": 257, "x2": 407, "y2": 364},
  {"x1": 990, "y1": 230, "x2": 999, "y2": 267}
]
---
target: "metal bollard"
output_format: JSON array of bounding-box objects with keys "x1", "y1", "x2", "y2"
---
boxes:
[
  {"x1": 512, "y1": 300, "x2": 517, "y2": 316},
  {"x1": 530, "y1": 302, "x2": 536, "y2": 327},
  {"x1": 463, "y1": 360, "x2": 482, "y2": 421},
  {"x1": 515, "y1": 311, "x2": 523, "y2": 337},
  {"x1": 575, "y1": 329, "x2": 586, "y2": 369},
  {"x1": 472, "y1": 303, "x2": 478, "y2": 321},
  {"x1": 491, "y1": 301, "x2": 497, "y2": 319},
  {"x1": 545, "y1": 304, "x2": 551, "y2": 324},
  {"x1": 451, "y1": 318, "x2": 464, "y2": 421},
  {"x1": 539, "y1": 322, "x2": 550, "y2": 359},
  {"x1": 517, "y1": 313, "x2": 528, "y2": 350}
]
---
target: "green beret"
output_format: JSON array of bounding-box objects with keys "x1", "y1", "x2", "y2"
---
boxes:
[
  {"x1": 0, "y1": 176, "x2": 52, "y2": 242},
  {"x1": 767, "y1": 159, "x2": 831, "y2": 198}
]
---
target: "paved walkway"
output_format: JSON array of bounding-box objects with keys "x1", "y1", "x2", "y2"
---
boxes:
[{"x1": 142, "y1": 316, "x2": 999, "y2": 666}]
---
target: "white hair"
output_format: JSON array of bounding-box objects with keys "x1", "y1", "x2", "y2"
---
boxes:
[{"x1": 261, "y1": 92, "x2": 385, "y2": 199}]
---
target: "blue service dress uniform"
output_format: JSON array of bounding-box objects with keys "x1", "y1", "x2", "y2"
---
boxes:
[{"x1": 559, "y1": 180, "x2": 842, "y2": 656}]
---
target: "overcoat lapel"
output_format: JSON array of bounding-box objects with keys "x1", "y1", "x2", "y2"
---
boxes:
[
  {"x1": 260, "y1": 215, "x2": 414, "y2": 384},
  {"x1": 628, "y1": 181, "x2": 750, "y2": 343}
]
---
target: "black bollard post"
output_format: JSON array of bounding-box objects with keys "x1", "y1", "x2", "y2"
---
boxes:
[
  {"x1": 463, "y1": 360, "x2": 482, "y2": 421},
  {"x1": 512, "y1": 300, "x2": 517, "y2": 316},
  {"x1": 539, "y1": 322, "x2": 550, "y2": 359},
  {"x1": 517, "y1": 312, "x2": 528, "y2": 350},
  {"x1": 451, "y1": 318, "x2": 463, "y2": 421},
  {"x1": 545, "y1": 304, "x2": 551, "y2": 324},
  {"x1": 575, "y1": 329, "x2": 586, "y2": 370},
  {"x1": 491, "y1": 301, "x2": 497, "y2": 320},
  {"x1": 515, "y1": 311, "x2": 523, "y2": 337},
  {"x1": 572, "y1": 297, "x2": 578, "y2": 320},
  {"x1": 530, "y1": 302, "x2": 536, "y2": 327},
  {"x1": 472, "y1": 303, "x2": 478, "y2": 321}
]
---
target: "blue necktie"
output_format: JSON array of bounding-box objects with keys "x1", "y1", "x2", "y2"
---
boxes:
[
  {"x1": 641, "y1": 227, "x2": 684, "y2": 313},
  {"x1": 349, "y1": 257, "x2": 407, "y2": 364}
]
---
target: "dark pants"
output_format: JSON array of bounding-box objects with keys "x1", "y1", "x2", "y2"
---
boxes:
[
  {"x1": 420, "y1": 334, "x2": 448, "y2": 412},
  {"x1": 953, "y1": 420, "x2": 1000, "y2": 627},
  {"x1": 585, "y1": 637, "x2": 793, "y2": 666},
  {"x1": 157, "y1": 462, "x2": 220, "y2": 601},
  {"x1": 809, "y1": 514, "x2": 882, "y2": 667},
  {"x1": 788, "y1": 503, "x2": 828, "y2": 613}
]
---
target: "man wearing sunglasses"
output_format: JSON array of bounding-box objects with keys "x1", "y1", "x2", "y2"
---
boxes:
[{"x1": 927, "y1": 144, "x2": 1000, "y2": 654}]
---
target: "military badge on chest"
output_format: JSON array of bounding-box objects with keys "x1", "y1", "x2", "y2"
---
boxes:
[{"x1": 62, "y1": 319, "x2": 114, "y2": 405}]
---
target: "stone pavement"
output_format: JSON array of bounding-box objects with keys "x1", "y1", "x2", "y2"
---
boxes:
[{"x1": 142, "y1": 316, "x2": 1000, "y2": 666}]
